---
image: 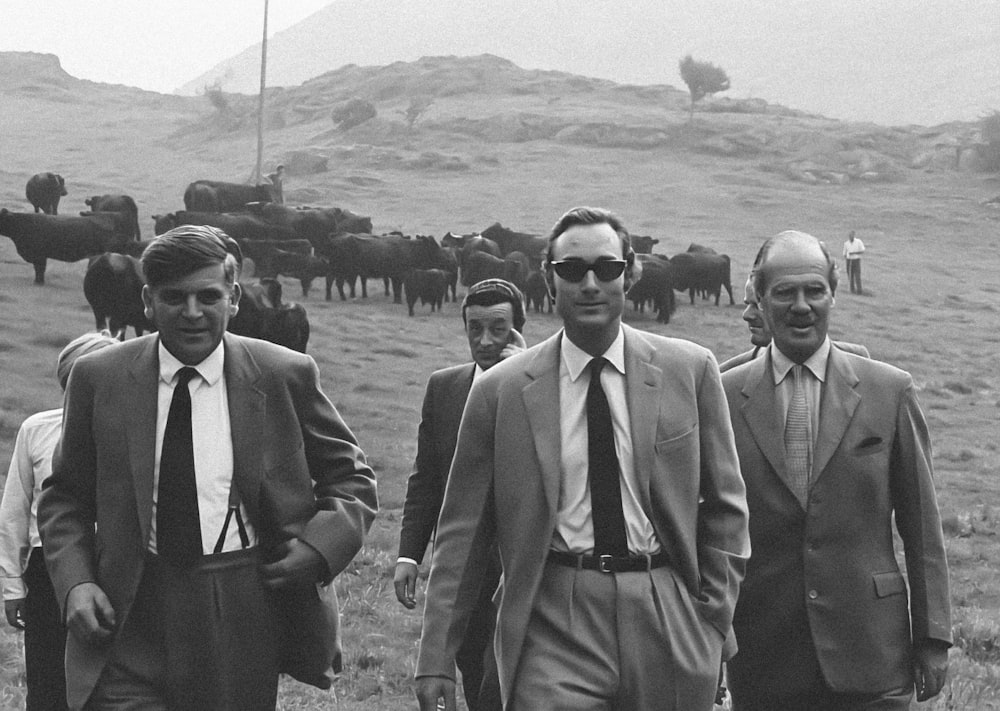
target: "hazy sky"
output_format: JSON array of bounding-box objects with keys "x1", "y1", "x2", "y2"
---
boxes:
[{"x1": 3, "y1": 1, "x2": 333, "y2": 94}]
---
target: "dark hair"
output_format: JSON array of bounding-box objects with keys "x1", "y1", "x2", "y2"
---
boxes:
[
  {"x1": 462, "y1": 278, "x2": 526, "y2": 331},
  {"x1": 753, "y1": 230, "x2": 839, "y2": 298},
  {"x1": 142, "y1": 224, "x2": 242, "y2": 288},
  {"x1": 544, "y1": 206, "x2": 634, "y2": 265}
]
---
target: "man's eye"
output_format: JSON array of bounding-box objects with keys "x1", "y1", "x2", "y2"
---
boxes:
[{"x1": 199, "y1": 293, "x2": 223, "y2": 304}]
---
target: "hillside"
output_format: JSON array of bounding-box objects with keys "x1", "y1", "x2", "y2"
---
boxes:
[{"x1": 177, "y1": 0, "x2": 1000, "y2": 126}]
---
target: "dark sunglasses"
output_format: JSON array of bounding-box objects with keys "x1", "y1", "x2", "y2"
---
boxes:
[{"x1": 550, "y1": 259, "x2": 628, "y2": 283}]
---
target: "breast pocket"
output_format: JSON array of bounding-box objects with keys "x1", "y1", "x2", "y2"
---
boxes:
[{"x1": 654, "y1": 426, "x2": 699, "y2": 480}]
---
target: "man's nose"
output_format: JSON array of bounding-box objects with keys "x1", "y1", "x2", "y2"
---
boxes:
[
  {"x1": 181, "y1": 295, "x2": 202, "y2": 318},
  {"x1": 579, "y1": 269, "x2": 600, "y2": 290},
  {"x1": 790, "y1": 290, "x2": 809, "y2": 311}
]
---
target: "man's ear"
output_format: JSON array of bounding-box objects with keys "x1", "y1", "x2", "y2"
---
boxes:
[
  {"x1": 141, "y1": 285, "x2": 154, "y2": 320},
  {"x1": 623, "y1": 252, "x2": 638, "y2": 292},
  {"x1": 229, "y1": 282, "x2": 242, "y2": 315}
]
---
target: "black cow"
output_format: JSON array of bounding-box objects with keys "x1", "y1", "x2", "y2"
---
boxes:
[
  {"x1": 404, "y1": 268, "x2": 449, "y2": 316},
  {"x1": 437, "y1": 246, "x2": 460, "y2": 302},
  {"x1": 85, "y1": 194, "x2": 141, "y2": 239},
  {"x1": 461, "y1": 251, "x2": 507, "y2": 287},
  {"x1": 669, "y1": 251, "x2": 734, "y2": 306},
  {"x1": 229, "y1": 278, "x2": 310, "y2": 352},
  {"x1": 480, "y1": 222, "x2": 547, "y2": 259},
  {"x1": 252, "y1": 203, "x2": 373, "y2": 243},
  {"x1": 183, "y1": 180, "x2": 277, "y2": 213},
  {"x1": 525, "y1": 270, "x2": 552, "y2": 313},
  {"x1": 0, "y1": 209, "x2": 132, "y2": 284},
  {"x1": 627, "y1": 254, "x2": 676, "y2": 323},
  {"x1": 83, "y1": 253, "x2": 152, "y2": 339},
  {"x1": 255, "y1": 250, "x2": 329, "y2": 298},
  {"x1": 630, "y1": 234, "x2": 660, "y2": 254},
  {"x1": 319, "y1": 233, "x2": 443, "y2": 302},
  {"x1": 503, "y1": 250, "x2": 531, "y2": 290},
  {"x1": 25, "y1": 172, "x2": 67, "y2": 214},
  {"x1": 153, "y1": 211, "x2": 298, "y2": 242}
]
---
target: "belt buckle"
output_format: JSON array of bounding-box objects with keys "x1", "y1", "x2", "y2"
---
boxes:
[{"x1": 598, "y1": 555, "x2": 615, "y2": 574}]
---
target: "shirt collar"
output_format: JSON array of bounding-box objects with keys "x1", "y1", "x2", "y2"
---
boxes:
[
  {"x1": 157, "y1": 339, "x2": 225, "y2": 387},
  {"x1": 472, "y1": 363, "x2": 485, "y2": 381},
  {"x1": 561, "y1": 327, "x2": 626, "y2": 382},
  {"x1": 770, "y1": 337, "x2": 831, "y2": 384}
]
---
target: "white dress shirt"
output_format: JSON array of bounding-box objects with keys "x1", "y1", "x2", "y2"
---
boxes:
[
  {"x1": 553, "y1": 329, "x2": 660, "y2": 555},
  {"x1": 0, "y1": 408, "x2": 62, "y2": 600},
  {"x1": 151, "y1": 341, "x2": 256, "y2": 555}
]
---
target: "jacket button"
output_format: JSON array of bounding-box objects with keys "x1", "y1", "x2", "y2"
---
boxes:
[{"x1": 808, "y1": 589, "x2": 818, "y2": 600}]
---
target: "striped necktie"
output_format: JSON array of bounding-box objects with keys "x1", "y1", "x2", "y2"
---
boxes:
[{"x1": 784, "y1": 364, "x2": 812, "y2": 508}]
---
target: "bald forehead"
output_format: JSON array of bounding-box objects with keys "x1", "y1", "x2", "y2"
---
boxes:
[{"x1": 759, "y1": 232, "x2": 829, "y2": 283}]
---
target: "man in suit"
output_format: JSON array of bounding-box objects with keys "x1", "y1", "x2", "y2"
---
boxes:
[
  {"x1": 415, "y1": 206, "x2": 749, "y2": 710},
  {"x1": 721, "y1": 230, "x2": 951, "y2": 710},
  {"x1": 38, "y1": 225, "x2": 378, "y2": 710},
  {"x1": 394, "y1": 278, "x2": 527, "y2": 711}
]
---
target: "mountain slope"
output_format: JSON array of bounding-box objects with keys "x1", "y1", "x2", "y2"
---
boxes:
[{"x1": 178, "y1": 0, "x2": 1000, "y2": 127}]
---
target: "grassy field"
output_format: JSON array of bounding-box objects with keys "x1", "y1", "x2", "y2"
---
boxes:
[{"x1": 1, "y1": 53, "x2": 999, "y2": 709}]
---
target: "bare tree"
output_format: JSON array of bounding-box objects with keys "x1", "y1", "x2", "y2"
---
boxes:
[{"x1": 678, "y1": 55, "x2": 730, "y2": 122}]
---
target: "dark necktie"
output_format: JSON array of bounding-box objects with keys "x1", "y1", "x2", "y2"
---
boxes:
[
  {"x1": 157, "y1": 366, "x2": 203, "y2": 565},
  {"x1": 587, "y1": 357, "x2": 629, "y2": 556}
]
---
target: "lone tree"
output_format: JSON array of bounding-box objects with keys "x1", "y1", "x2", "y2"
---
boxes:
[{"x1": 678, "y1": 55, "x2": 730, "y2": 121}]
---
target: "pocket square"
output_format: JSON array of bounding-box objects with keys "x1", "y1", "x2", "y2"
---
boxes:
[{"x1": 855, "y1": 436, "x2": 884, "y2": 451}]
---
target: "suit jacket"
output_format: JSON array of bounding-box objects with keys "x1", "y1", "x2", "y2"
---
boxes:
[
  {"x1": 719, "y1": 340, "x2": 870, "y2": 374},
  {"x1": 38, "y1": 333, "x2": 378, "y2": 709},
  {"x1": 398, "y1": 363, "x2": 475, "y2": 563},
  {"x1": 416, "y1": 325, "x2": 750, "y2": 701},
  {"x1": 721, "y1": 346, "x2": 951, "y2": 697}
]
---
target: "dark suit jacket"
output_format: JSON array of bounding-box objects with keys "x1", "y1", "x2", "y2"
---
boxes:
[
  {"x1": 398, "y1": 363, "x2": 475, "y2": 563},
  {"x1": 38, "y1": 333, "x2": 378, "y2": 709},
  {"x1": 416, "y1": 325, "x2": 750, "y2": 701},
  {"x1": 721, "y1": 346, "x2": 951, "y2": 697}
]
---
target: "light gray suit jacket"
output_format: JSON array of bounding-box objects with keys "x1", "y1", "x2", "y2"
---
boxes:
[{"x1": 416, "y1": 325, "x2": 749, "y2": 701}]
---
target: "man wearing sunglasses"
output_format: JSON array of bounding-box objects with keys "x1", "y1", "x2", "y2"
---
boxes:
[{"x1": 416, "y1": 206, "x2": 749, "y2": 711}]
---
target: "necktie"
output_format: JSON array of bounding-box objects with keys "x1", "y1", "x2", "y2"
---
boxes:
[
  {"x1": 157, "y1": 366, "x2": 203, "y2": 565},
  {"x1": 587, "y1": 358, "x2": 629, "y2": 556},
  {"x1": 784, "y1": 364, "x2": 812, "y2": 508}
]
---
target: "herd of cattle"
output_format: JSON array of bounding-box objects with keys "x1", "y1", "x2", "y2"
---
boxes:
[{"x1": 2, "y1": 172, "x2": 738, "y2": 353}]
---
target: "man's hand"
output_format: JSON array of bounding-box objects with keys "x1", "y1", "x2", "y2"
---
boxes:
[
  {"x1": 4, "y1": 598, "x2": 26, "y2": 630},
  {"x1": 416, "y1": 675, "x2": 456, "y2": 711},
  {"x1": 261, "y1": 538, "x2": 327, "y2": 589},
  {"x1": 500, "y1": 329, "x2": 527, "y2": 361},
  {"x1": 65, "y1": 582, "x2": 116, "y2": 646},
  {"x1": 913, "y1": 639, "x2": 950, "y2": 701},
  {"x1": 393, "y1": 561, "x2": 419, "y2": 609}
]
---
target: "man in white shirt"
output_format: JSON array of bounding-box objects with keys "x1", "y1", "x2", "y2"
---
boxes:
[
  {"x1": 842, "y1": 230, "x2": 865, "y2": 294},
  {"x1": 38, "y1": 225, "x2": 377, "y2": 710},
  {"x1": 415, "y1": 206, "x2": 749, "y2": 710}
]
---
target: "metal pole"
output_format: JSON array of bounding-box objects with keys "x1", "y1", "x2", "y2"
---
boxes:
[{"x1": 254, "y1": 0, "x2": 269, "y2": 184}]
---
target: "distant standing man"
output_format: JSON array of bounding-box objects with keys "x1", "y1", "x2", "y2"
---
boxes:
[
  {"x1": 266, "y1": 165, "x2": 285, "y2": 204},
  {"x1": 1, "y1": 331, "x2": 119, "y2": 711},
  {"x1": 395, "y1": 278, "x2": 527, "y2": 711},
  {"x1": 415, "y1": 206, "x2": 749, "y2": 710},
  {"x1": 721, "y1": 230, "x2": 951, "y2": 710},
  {"x1": 842, "y1": 230, "x2": 865, "y2": 294},
  {"x1": 39, "y1": 225, "x2": 377, "y2": 710}
]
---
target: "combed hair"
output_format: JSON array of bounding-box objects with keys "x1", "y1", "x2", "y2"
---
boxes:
[
  {"x1": 141, "y1": 224, "x2": 242, "y2": 288},
  {"x1": 462, "y1": 278, "x2": 526, "y2": 331},
  {"x1": 544, "y1": 206, "x2": 633, "y2": 264},
  {"x1": 753, "y1": 230, "x2": 839, "y2": 297}
]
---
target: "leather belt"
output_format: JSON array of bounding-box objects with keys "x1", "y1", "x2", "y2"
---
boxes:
[{"x1": 547, "y1": 550, "x2": 669, "y2": 573}]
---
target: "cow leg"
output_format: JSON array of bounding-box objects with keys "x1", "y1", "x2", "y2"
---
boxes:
[
  {"x1": 33, "y1": 260, "x2": 46, "y2": 285},
  {"x1": 688, "y1": 288, "x2": 696, "y2": 305},
  {"x1": 325, "y1": 274, "x2": 335, "y2": 301},
  {"x1": 383, "y1": 278, "x2": 391, "y2": 297},
  {"x1": 301, "y1": 277, "x2": 312, "y2": 299},
  {"x1": 725, "y1": 283, "x2": 735, "y2": 305}
]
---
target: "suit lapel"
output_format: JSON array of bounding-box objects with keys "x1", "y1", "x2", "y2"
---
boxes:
[
  {"x1": 522, "y1": 334, "x2": 563, "y2": 515},
  {"x1": 126, "y1": 337, "x2": 161, "y2": 548},
  {"x1": 740, "y1": 354, "x2": 796, "y2": 497},
  {"x1": 223, "y1": 335, "x2": 265, "y2": 520},
  {"x1": 623, "y1": 327, "x2": 660, "y2": 512},
  {"x1": 813, "y1": 347, "x2": 861, "y2": 482}
]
